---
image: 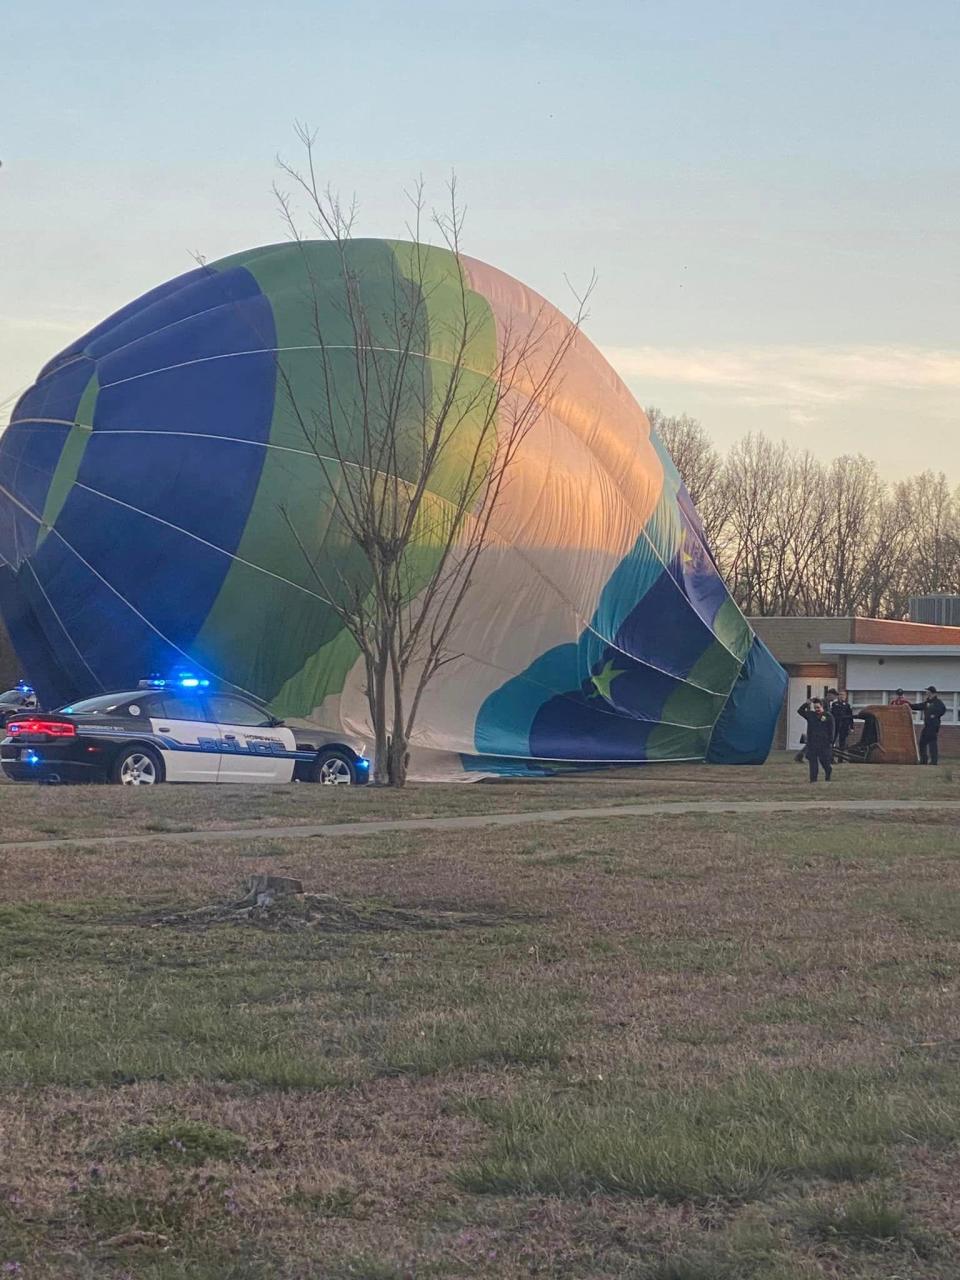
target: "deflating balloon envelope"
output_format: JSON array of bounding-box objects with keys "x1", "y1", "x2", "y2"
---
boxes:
[{"x1": 0, "y1": 240, "x2": 785, "y2": 775}]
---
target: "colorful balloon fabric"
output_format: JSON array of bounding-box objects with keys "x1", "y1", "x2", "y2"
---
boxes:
[{"x1": 0, "y1": 240, "x2": 785, "y2": 776}]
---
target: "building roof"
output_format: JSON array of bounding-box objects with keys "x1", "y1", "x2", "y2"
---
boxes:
[
  {"x1": 822, "y1": 644, "x2": 960, "y2": 657},
  {"x1": 851, "y1": 618, "x2": 960, "y2": 646},
  {"x1": 749, "y1": 616, "x2": 960, "y2": 649}
]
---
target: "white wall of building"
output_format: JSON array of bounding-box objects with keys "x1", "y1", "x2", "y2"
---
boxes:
[{"x1": 845, "y1": 656, "x2": 960, "y2": 724}]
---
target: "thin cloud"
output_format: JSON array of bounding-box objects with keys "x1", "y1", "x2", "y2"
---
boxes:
[
  {"x1": 603, "y1": 345, "x2": 960, "y2": 411},
  {"x1": 0, "y1": 315, "x2": 86, "y2": 337}
]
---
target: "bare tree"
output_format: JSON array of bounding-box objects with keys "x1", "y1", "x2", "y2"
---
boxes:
[
  {"x1": 646, "y1": 410, "x2": 960, "y2": 621},
  {"x1": 273, "y1": 128, "x2": 590, "y2": 785},
  {"x1": 718, "y1": 434, "x2": 790, "y2": 615},
  {"x1": 646, "y1": 408, "x2": 722, "y2": 508},
  {"x1": 808, "y1": 455, "x2": 896, "y2": 616},
  {"x1": 895, "y1": 472, "x2": 960, "y2": 600},
  {"x1": 646, "y1": 407, "x2": 736, "y2": 566}
]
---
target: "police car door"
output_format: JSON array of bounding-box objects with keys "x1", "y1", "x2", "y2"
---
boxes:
[
  {"x1": 206, "y1": 692, "x2": 296, "y2": 784},
  {"x1": 144, "y1": 689, "x2": 222, "y2": 783}
]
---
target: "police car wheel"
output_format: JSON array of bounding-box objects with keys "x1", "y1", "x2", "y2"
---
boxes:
[
  {"x1": 312, "y1": 750, "x2": 355, "y2": 785},
  {"x1": 111, "y1": 745, "x2": 164, "y2": 786}
]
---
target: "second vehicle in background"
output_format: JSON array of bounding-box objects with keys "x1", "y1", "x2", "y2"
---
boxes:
[{"x1": 0, "y1": 682, "x2": 38, "y2": 731}]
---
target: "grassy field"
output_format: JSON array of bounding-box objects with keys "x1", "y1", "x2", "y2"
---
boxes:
[
  {"x1": 1, "y1": 754, "x2": 958, "y2": 844},
  {"x1": 2, "y1": 762, "x2": 960, "y2": 1277}
]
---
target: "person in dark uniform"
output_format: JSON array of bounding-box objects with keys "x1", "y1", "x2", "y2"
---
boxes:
[
  {"x1": 829, "y1": 689, "x2": 855, "y2": 755},
  {"x1": 797, "y1": 698, "x2": 834, "y2": 782},
  {"x1": 910, "y1": 686, "x2": 947, "y2": 764}
]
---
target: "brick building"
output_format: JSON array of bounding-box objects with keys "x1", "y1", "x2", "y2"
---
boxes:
[{"x1": 749, "y1": 616, "x2": 960, "y2": 756}]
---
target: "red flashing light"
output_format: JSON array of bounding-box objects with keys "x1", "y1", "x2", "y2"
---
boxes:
[{"x1": 9, "y1": 719, "x2": 77, "y2": 738}]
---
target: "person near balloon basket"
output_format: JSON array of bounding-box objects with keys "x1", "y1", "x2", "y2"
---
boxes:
[
  {"x1": 796, "y1": 699, "x2": 835, "y2": 782},
  {"x1": 828, "y1": 688, "x2": 854, "y2": 760},
  {"x1": 910, "y1": 686, "x2": 947, "y2": 765}
]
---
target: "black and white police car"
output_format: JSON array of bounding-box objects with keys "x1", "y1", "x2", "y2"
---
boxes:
[
  {"x1": 0, "y1": 675, "x2": 369, "y2": 786},
  {"x1": 0, "y1": 681, "x2": 38, "y2": 730}
]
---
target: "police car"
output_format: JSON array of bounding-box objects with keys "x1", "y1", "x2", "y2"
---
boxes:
[
  {"x1": 0, "y1": 682, "x2": 38, "y2": 730},
  {"x1": 0, "y1": 675, "x2": 369, "y2": 786}
]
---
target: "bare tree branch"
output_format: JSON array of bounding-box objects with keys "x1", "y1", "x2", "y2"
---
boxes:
[{"x1": 270, "y1": 129, "x2": 591, "y2": 783}]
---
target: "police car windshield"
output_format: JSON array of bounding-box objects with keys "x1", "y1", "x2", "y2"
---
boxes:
[
  {"x1": 57, "y1": 694, "x2": 141, "y2": 715},
  {"x1": 0, "y1": 690, "x2": 24, "y2": 705}
]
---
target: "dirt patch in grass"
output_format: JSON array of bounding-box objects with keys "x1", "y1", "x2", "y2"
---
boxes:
[{"x1": 130, "y1": 886, "x2": 533, "y2": 935}]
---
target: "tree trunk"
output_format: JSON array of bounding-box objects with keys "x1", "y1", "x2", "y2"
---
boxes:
[
  {"x1": 386, "y1": 734, "x2": 409, "y2": 787},
  {"x1": 386, "y1": 652, "x2": 408, "y2": 787},
  {"x1": 369, "y1": 652, "x2": 389, "y2": 785}
]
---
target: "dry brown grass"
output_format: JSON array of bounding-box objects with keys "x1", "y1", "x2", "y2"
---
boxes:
[{"x1": 1, "y1": 792, "x2": 960, "y2": 1277}]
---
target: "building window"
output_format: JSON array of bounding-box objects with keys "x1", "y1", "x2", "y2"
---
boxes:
[
  {"x1": 849, "y1": 691, "x2": 958, "y2": 724},
  {"x1": 850, "y1": 691, "x2": 885, "y2": 710}
]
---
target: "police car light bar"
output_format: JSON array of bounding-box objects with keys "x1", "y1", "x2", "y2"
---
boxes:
[{"x1": 138, "y1": 674, "x2": 211, "y2": 690}]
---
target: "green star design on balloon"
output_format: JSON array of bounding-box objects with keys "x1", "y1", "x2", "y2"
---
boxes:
[{"x1": 590, "y1": 659, "x2": 627, "y2": 701}]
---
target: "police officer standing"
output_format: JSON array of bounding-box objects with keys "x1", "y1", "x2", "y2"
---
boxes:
[
  {"x1": 910, "y1": 686, "x2": 947, "y2": 765},
  {"x1": 828, "y1": 688, "x2": 855, "y2": 756},
  {"x1": 797, "y1": 698, "x2": 835, "y2": 782}
]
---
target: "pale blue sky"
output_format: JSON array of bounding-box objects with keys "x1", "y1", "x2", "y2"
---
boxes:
[{"x1": 3, "y1": 0, "x2": 958, "y2": 473}]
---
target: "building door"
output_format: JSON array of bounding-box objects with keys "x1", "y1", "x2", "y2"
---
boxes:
[{"x1": 786, "y1": 676, "x2": 832, "y2": 750}]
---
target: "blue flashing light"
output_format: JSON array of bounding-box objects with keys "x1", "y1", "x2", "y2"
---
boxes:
[
  {"x1": 15, "y1": 680, "x2": 34, "y2": 696},
  {"x1": 357, "y1": 757, "x2": 370, "y2": 770},
  {"x1": 172, "y1": 671, "x2": 210, "y2": 689},
  {"x1": 138, "y1": 673, "x2": 211, "y2": 691},
  {"x1": 23, "y1": 750, "x2": 41, "y2": 766}
]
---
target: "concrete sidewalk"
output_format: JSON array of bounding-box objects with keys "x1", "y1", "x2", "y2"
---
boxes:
[{"x1": 4, "y1": 796, "x2": 959, "y2": 851}]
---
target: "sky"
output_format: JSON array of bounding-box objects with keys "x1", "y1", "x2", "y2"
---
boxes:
[{"x1": 2, "y1": 0, "x2": 958, "y2": 477}]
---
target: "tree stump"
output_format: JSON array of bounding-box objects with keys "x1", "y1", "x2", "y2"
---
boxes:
[{"x1": 238, "y1": 874, "x2": 304, "y2": 908}]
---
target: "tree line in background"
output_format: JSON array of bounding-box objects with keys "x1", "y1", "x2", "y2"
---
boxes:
[{"x1": 648, "y1": 408, "x2": 960, "y2": 619}]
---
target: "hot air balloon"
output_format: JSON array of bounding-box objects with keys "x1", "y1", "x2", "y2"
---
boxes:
[{"x1": 0, "y1": 240, "x2": 785, "y2": 777}]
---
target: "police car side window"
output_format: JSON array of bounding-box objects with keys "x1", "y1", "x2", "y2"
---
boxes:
[
  {"x1": 208, "y1": 694, "x2": 273, "y2": 728},
  {"x1": 120, "y1": 695, "x2": 163, "y2": 718},
  {"x1": 159, "y1": 694, "x2": 211, "y2": 721}
]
